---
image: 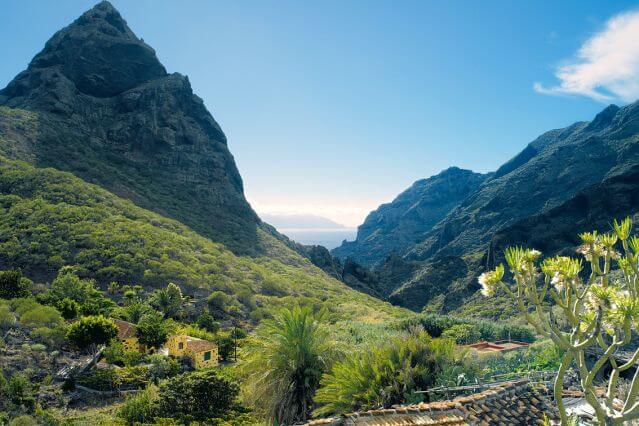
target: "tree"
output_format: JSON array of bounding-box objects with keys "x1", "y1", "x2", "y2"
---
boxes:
[
  {"x1": 0, "y1": 269, "x2": 30, "y2": 299},
  {"x1": 243, "y1": 306, "x2": 335, "y2": 425},
  {"x1": 66, "y1": 315, "x2": 118, "y2": 349},
  {"x1": 479, "y1": 217, "x2": 639, "y2": 425},
  {"x1": 155, "y1": 369, "x2": 239, "y2": 422},
  {"x1": 196, "y1": 312, "x2": 220, "y2": 333},
  {"x1": 46, "y1": 269, "x2": 114, "y2": 315},
  {"x1": 122, "y1": 301, "x2": 151, "y2": 324},
  {"x1": 136, "y1": 311, "x2": 169, "y2": 348},
  {"x1": 150, "y1": 283, "x2": 184, "y2": 318}
]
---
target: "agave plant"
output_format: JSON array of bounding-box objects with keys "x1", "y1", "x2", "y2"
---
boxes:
[{"x1": 479, "y1": 217, "x2": 639, "y2": 425}]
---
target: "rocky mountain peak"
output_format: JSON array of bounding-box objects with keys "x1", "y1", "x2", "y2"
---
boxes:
[
  {"x1": 585, "y1": 104, "x2": 620, "y2": 132},
  {"x1": 10, "y1": 0, "x2": 166, "y2": 98},
  {"x1": 0, "y1": 1, "x2": 261, "y2": 254}
]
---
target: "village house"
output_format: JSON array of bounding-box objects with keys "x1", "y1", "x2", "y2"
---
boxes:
[
  {"x1": 113, "y1": 319, "x2": 146, "y2": 353},
  {"x1": 165, "y1": 334, "x2": 218, "y2": 369}
]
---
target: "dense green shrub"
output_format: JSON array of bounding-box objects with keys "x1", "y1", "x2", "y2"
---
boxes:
[
  {"x1": 20, "y1": 306, "x2": 64, "y2": 329},
  {"x1": 136, "y1": 311, "x2": 169, "y2": 348},
  {"x1": 118, "y1": 385, "x2": 159, "y2": 425},
  {"x1": 56, "y1": 298, "x2": 79, "y2": 320},
  {"x1": 30, "y1": 326, "x2": 66, "y2": 349},
  {"x1": 155, "y1": 369, "x2": 239, "y2": 422},
  {"x1": 42, "y1": 269, "x2": 114, "y2": 315},
  {"x1": 0, "y1": 303, "x2": 16, "y2": 329},
  {"x1": 146, "y1": 355, "x2": 181, "y2": 383},
  {"x1": 78, "y1": 368, "x2": 121, "y2": 391},
  {"x1": 0, "y1": 269, "x2": 30, "y2": 299},
  {"x1": 103, "y1": 341, "x2": 126, "y2": 365},
  {"x1": 314, "y1": 332, "x2": 463, "y2": 416},
  {"x1": 399, "y1": 314, "x2": 535, "y2": 343},
  {"x1": 195, "y1": 312, "x2": 220, "y2": 333},
  {"x1": 66, "y1": 315, "x2": 118, "y2": 349},
  {"x1": 441, "y1": 323, "x2": 481, "y2": 344}
]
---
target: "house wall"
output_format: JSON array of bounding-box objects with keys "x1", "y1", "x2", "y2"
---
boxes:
[
  {"x1": 166, "y1": 335, "x2": 189, "y2": 357},
  {"x1": 190, "y1": 347, "x2": 219, "y2": 368}
]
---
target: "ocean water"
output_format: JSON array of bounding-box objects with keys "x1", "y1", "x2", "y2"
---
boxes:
[{"x1": 278, "y1": 228, "x2": 357, "y2": 250}]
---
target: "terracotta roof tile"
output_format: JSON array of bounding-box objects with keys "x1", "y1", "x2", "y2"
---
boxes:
[
  {"x1": 304, "y1": 380, "x2": 558, "y2": 426},
  {"x1": 113, "y1": 319, "x2": 136, "y2": 339},
  {"x1": 184, "y1": 336, "x2": 217, "y2": 353}
]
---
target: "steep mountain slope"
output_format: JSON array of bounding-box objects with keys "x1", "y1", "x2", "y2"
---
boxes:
[
  {"x1": 354, "y1": 102, "x2": 639, "y2": 314},
  {"x1": 332, "y1": 167, "x2": 487, "y2": 267},
  {"x1": 0, "y1": 1, "x2": 259, "y2": 254},
  {"x1": 0, "y1": 153, "x2": 405, "y2": 326}
]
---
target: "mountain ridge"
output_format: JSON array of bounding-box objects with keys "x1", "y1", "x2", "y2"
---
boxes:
[{"x1": 337, "y1": 100, "x2": 639, "y2": 315}]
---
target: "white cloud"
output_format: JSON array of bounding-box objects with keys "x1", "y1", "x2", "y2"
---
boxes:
[{"x1": 535, "y1": 10, "x2": 639, "y2": 103}]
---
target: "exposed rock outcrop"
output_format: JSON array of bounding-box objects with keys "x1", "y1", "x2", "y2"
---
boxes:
[{"x1": 0, "y1": 1, "x2": 259, "y2": 254}]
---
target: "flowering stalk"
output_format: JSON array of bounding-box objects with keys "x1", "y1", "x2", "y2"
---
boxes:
[{"x1": 479, "y1": 217, "x2": 639, "y2": 425}]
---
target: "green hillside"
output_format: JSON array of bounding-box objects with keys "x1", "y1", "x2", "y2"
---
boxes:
[{"x1": 0, "y1": 153, "x2": 406, "y2": 327}]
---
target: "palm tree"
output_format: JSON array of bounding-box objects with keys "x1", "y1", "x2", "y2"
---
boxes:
[
  {"x1": 243, "y1": 306, "x2": 336, "y2": 425},
  {"x1": 151, "y1": 283, "x2": 184, "y2": 318}
]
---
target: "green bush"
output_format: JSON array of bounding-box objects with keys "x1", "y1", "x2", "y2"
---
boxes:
[
  {"x1": 103, "y1": 341, "x2": 126, "y2": 366},
  {"x1": 136, "y1": 311, "x2": 169, "y2": 349},
  {"x1": 44, "y1": 269, "x2": 114, "y2": 316},
  {"x1": 20, "y1": 306, "x2": 64, "y2": 329},
  {"x1": 146, "y1": 355, "x2": 181, "y2": 383},
  {"x1": 155, "y1": 369, "x2": 239, "y2": 422},
  {"x1": 118, "y1": 385, "x2": 158, "y2": 425},
  {"x1": 441, "y1": 323, "x2": 481, "y2": 344},
  {"x1": 56, "y1": 298, "x2": 79, "y2": 320},
  {"x1": 196, "y1": 312, "x2": 220, "y2": 333},
  {"x1": 399, "y1": 314, "x2": 534, "y2": 344},
  {"x1": 0, "y1": 269, "x2": 30, "y2": 299},
  {"x1": 314, "y1": 332, "x2": 461, "y2": 416},
  {"x1": 66, "y1": 315, "x2": 118, "y2": 349},
  {"x1": 0, "y1": 304, "x2": 16, "y2": 329},
  {"x1": 78, "y1": 368, "x2": 121, "y2": 391},
  {"x1": 30, "y1": 326, "x2": 66, "y2": 349},
  {"x1": 118, "y1": 366, "x2": 149, "y2": 390}
]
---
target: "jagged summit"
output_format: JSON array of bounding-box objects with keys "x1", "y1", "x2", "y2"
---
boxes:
[
  {"x1": 2, "y1": 1, "x2": 165, "y2": 99},
  {"x1": 0, "y1": 1, "x2": 259, "y2": 254}
]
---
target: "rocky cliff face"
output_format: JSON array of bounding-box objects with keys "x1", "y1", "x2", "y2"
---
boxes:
[
  {"x1": 0, "y1": 1, "x2": 260, "y2": 254},
  {"x1": 342, "y1": 101, "x2": 639, "y2": 314},
  {"x1": 332, "y1": 167, "x2": 487, "y2": 266}
]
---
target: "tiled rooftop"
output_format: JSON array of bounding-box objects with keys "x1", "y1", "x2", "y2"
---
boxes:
[
  {"x1": 113, "y1": 318, "x2": 137, "y2": 339},
  {"x1": 305, "y1": 380, "x2": 557, "y2": 425},
  {"x1": 185, "y1": 336, "x2": 217, "y2": 353}
]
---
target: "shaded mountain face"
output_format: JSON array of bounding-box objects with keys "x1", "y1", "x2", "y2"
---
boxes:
[
  {"x1": 346, "y1": 102, "x2": 639, "y2": 314},
  {"x1": 332, "y1": 167, "x2": 487, "y2": 267},
  {"x1": 0, "y1": 1, "x2": 260, "y2": 254}
]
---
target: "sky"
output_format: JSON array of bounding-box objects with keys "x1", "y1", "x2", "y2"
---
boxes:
[{"x1": 2, "y1": 1, "x2": 639, "y2": 227}]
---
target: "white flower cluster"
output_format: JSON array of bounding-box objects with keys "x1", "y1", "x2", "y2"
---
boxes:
[{"x1": 478, "y1": 264, "x2": 504, "y2": 297}]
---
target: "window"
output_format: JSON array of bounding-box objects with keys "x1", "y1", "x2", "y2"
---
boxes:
[
  {"x1": 178, "y1": 342, "x2": 183, "y2": 349},
  {"x1": 203, "y1": 351, "x2": 211, "y2": 361}
]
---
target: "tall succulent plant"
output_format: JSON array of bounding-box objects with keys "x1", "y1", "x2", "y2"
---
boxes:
[{"x1": 480, "y1": 218, "x2": 639, "y2": 425}]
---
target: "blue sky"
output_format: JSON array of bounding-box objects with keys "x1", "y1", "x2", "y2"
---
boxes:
[{"x1": 2, "y1": 1, "x2": 639, "y2": 226}]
